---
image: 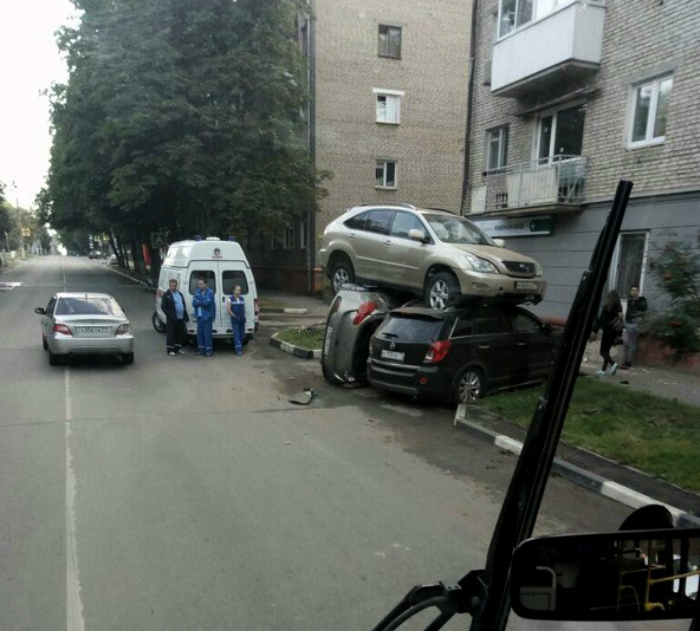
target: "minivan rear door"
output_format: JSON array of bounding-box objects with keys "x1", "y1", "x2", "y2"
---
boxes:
[{"x1": 187, "y1": 263, "x2": 219, "y2": 333}]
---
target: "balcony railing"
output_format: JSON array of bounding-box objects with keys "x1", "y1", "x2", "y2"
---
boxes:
[{"x1": 483, "y1": 155, "x2": 587, "y2": 213}]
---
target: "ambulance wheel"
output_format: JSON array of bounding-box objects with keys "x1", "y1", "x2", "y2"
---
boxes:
[{"x1": 152, "y1": 311, "x2": 166, "y2": 333}]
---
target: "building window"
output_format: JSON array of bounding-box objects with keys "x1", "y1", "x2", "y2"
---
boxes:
[
  {"x1": 283, "y1": 225, "x2": 295, "y2": 249},
  {"x1": 375, "y1": 160, "x2": 397, "y2": 189},
  {"x1": 378, "y1": 25, "x2": 401, "y2": 59},
  {"x1": 374, "y1": 89, "x2": 402, "y2": 124},
  {"x1": 498, "y1": 0, "x2": 533, "y2": 38},
  {"x1": 628, "y1": 75, "x2": 673, "y2": 148},
  {"x1": 536, "y1": 103, "x2": 586, "y2": 161},
  {"x1": 486, "y1": 126, "x2": 509, "y2": 170},
  {"x1": 300, "y1": 216, "x2": 309, "y2": 249}
]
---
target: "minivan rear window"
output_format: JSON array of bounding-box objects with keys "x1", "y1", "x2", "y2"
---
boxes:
[
  {"x1": 189, "y1": 271, "x2": 217, "y2": 295},
  {"x1": 222, "y1": 270, "x2": 249, "y2": 295},
  {"x1": 379, "y1": 314, "x2": 442, "y2": 342}
]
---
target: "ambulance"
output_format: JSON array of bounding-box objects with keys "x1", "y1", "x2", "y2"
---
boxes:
[{"x1": 153, "y1": 237, "x2": 259, "y2": 343}]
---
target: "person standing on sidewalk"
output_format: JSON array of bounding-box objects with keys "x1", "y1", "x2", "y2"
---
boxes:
[
  {"x1": 622, "y1": 285, "x2": 648, "y2": 369},
  {"x1": 192, "y1": 277, "x2": 215, "y2": 356},
  {"x1": 161, "y1": 279, "x2": 189, "y2": 356},
  {"x1": 226, "y1": 285, "x2": 246, "y2": 356},
  {"x1": 590, "y1": 290, "x2": 624, "y2": 377}
]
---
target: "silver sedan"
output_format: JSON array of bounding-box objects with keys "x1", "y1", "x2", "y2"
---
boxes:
[{"x1": 35, "y1": 292, "x2": 135, "y2": 366}]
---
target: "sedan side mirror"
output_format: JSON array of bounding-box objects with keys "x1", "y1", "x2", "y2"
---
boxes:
[
  {"x1": 408, "y1": 228, "x2": 429, "y2": 243},
  {"x1": 34, "y1": 307, "x2": 46, "y2": 315},
  {"x1": 493, "y1": 238, "x2": 506, "y2": 247}
]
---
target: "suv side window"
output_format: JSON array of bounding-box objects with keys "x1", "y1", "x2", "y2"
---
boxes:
[
  {"x1": 475, "y1": 310, "x2": 510, "y2": 335},
  {"x1": 450, "y1": 315, "x2": 473, "y2": 338},
  {"x1": 509, "y1": 310, "x2": 541, "y2": 333},
  {"x1": 344, "y1": 212, "x2": 369, "y2": 230},
  {"x1": 365, "y1": 210, "x2": 394, "y2": 235},
  {"x1": 390, "y1": 212, "x2": 426, "y2": 239}
]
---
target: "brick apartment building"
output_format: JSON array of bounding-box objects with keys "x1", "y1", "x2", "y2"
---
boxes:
[
  {"x1": 464, "y1": 0, "x2": 700, "y2": 318},
  {"x1": 250, "y1": 0, "x2": 472, "y2": 293}
]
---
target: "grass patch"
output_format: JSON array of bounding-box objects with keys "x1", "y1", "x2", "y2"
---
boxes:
[
  {"x1": 276, "y1": 326, "x2": 324, "y2": 350},
  {"x1": 478, "y1": 378, "x2": 700, "y2": 492}
]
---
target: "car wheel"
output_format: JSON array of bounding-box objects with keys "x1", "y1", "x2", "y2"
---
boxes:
[
  {"x1": 331, "y1": 258, "x2": 355, "y2": 294},
  {"x1": 152, "y1": 311, "x2": 166, "y2": 333},
  {"x1": 48, "y1": 350, "x2": 62, "y2": 366},
  {"x1": 425, "y1": 272, "x2": 460, "y2": 310},
  {"x1": 121, "y1": 352, "x2": 135, "y2": 365},
  {"x1": 42, "y1": 335, "x2": 48, "y2": 350},
  {"x1": 453, "y1": 367, "x2": 485, "y2": 404}
]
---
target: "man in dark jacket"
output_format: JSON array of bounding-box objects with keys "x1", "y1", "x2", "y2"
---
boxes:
[
  {"x1": 161, "y1": 279, "x2": 189, "y2": 356},
  {"x1": 622, "y1": 284, "x2": 648, "y2": 368}
]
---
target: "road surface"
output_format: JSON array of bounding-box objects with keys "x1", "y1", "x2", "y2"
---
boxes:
[{"x1": 0, "y1": 256, "x2": 689, "y2": 631}]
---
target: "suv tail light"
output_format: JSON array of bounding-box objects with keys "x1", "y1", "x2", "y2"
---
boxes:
[
  {"x1": 424, "y1": 339, "x2": 451, "y2": 364},
  {"x1": 254, "y1": 298, "x2": 260, "y2": 317},
  {"x1": 353, "y1": 300, "x2": 378, "y2": 326},
  {"x1": 52, "y1": 324, "x2": 72, "y2": 336},
  {"x1": 116, "y1": 324, "x2": 131, "y2": 335}
]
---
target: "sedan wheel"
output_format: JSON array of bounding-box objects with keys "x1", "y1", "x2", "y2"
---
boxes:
[
  {"x1": 456, "y1": 369, "x2": 484, "y2": 404},
  {"x1": 152, "y1": 311, "x2": 166, "y2": 333}
]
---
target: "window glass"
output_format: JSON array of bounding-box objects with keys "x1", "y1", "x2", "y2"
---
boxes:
[
  {"x1": 509, "y1": 310, "x2": 541, "y2": 333},
  {"x1": 631, "y1": 84, "x2": 652, "y2": 142},
  {"x1": 424, "y1": 214, "x2": 493, "y2": 245},
  {"x1": 378, "y1": 25, "x2": 401, "y2": 59},
  {"x1": 365, "y1": 210, "x2": 394, "y2": 235},
  {"x1": 345, "y1": 212, "x2": 368, "y2": 230},
  {"x1": 631, "y1": 76, "x2": 672, "y2": 145},
  {"x1": 390, "y1": 212, "x2": 425, "y2": 239},
  {"x1": 614, "y1": 233, "x2": 647, "y2": 297},
  {"x1": 538, "y1": 115, "x2": 553, "y2": 160},
  {"x1": 376, "y1": 94, "x2": 400, "y2": 124},
  {"x1": 653, "y1": 76, "x2": 673, "y2": 138},
  {"x1": 554, "y1": 104, "x2": 586, "y2": 156},
  {"x1": 222, "y1": 270, "x2": 249, "y2": 295},
  {"x1": 189, "y1": 270, "x2": 217, "y2": 295},
  {"x1": 55, "y1": 297, "x2": 123, "y2": 316},
  {"x1": 380, "y1": 315, "x2": 442, "y2": 342},
  {"x1": 451, "y1": 316, "x2": 474, "y2": 338},
  {"x1": 376, "y1": 160, "x2": 397, "y2": 188},
  {"x1": 486, "y1": 126, "x2": 509, "y2": 170},
  {"x1": 475, "y1": 310, "x2": 510, "y2": 335},
  {"x1": 499, "y1": 0, "x2": 517, "y2": 36}
]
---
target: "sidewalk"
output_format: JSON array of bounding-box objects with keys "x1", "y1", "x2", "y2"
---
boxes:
[
  {"x1": 258, "y1": 289, "x2": 329, "y2": 318},
  {"x1": 580, "y1": 340, "x2": 700, "y2": 408}
]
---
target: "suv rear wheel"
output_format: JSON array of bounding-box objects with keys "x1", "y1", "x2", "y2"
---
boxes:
[
  {"x1": 331, "y1": 258, "x2": 355, "y2": 294},
  {"x1": 425, "y1": 272, "x2": 459, "y2": 310},
  {"x1": 453, "y1": 367, "x2": 485, "y2": 404}
]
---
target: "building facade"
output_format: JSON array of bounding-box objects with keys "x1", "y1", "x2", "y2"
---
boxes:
[
  {"x1": 251, "y1": 0, "x2": 472, "y2": 293},
  {"x1": 464, "y1": 0, "x2": 700, "y2": 318}
]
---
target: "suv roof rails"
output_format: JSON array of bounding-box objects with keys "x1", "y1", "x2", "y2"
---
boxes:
[
  {"x1": 356, "y1": 202, "x2": 417, "y2": 209},
  {"x1": 423, "y1": 206, "x2": 456, "y2": 214}
]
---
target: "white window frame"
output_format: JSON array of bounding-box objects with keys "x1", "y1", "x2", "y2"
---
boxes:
[
  {"x1": 485, "y1": 125, "x2": 509, "y2": 171},
  {"x1": 627, "y1": 75, "x2": 673, "y2": 149},
  {"x1": 609, "y1": 231, "x2": 650, "y2": 304},
  {"x1": 375, "y1": 160, "x2": 398, "y2": 190},
  {"x1": 373, "y1": 88, "x2": 403, "y2": 125},
  {"x1": 283, "y1": 224, "x2": 295, "y2": 249}
]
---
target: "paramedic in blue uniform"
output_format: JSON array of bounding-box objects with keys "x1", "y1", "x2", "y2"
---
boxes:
[
  {"x1": 161, "y1": 278, "x2": 189, "y2": 356},
  {"x1": 227, "y1": 285, "x2": 246, "y2": 356},
  {"x1": 192, "y1": 277, "x2": 215, "y2": 356}
]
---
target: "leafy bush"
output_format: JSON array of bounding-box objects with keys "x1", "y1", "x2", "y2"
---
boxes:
[{"x1": 644, "y1": 240, "x2": 700, "y2": 359}]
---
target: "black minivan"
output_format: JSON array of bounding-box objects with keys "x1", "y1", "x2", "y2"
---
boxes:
[{"x1": 367, "y1": 304, "x2": 561, "y2": 404}]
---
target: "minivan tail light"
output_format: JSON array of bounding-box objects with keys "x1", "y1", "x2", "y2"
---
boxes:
[
  {"x1": 254, "y1": 298, "x2": 260, "y2": 317},
  {"x1": 52, "y1": 324, "x2": 72, "y2": 336},
  {"x1": 424, "y1": 339, "x2": 451, "y2": 363},
  {"x1": 116, "y1": 324, "x2": 131, "y2": 335},
  {"x1": 353, "y1": 300, "x2": 378, "y2": 326}
]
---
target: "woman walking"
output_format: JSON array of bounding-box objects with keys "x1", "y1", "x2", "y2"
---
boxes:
[
  {"x1": 227, "y1": 285, "x2": 246, "y2": 356},
  {"x1": 590, "y1": 290, "x2": 624, "y2": 376}
]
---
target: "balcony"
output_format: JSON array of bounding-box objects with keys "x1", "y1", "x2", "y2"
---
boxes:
[
  {"x1": 472, "y1": 156, "x2": 588, "y2": 216},
  {"x1": 491, "y1": 1, "x2": 605, "y2": 98}
]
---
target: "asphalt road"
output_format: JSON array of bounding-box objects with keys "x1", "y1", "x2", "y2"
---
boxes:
[{"x1": 0, "y1": 256, "x2": 690, "y2": 631}]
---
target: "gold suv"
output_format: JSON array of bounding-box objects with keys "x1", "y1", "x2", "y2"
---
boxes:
[{"x1": 318, "y1": 204, "x2": 546, "y2": 309}]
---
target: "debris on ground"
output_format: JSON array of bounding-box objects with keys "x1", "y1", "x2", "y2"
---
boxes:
[{"x1": 289, "y1": 388, "x2": 316, "y2": 405}]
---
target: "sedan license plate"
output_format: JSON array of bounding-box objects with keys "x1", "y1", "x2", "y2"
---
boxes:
[
  {"x1": 82, "y1": 327, "x2": 110, "y2": 335},
  {"x1": 516, "y1": 281, "x2": 538, "y2": 291},
  {"x1": 381, "y1": 350, "x2": 405, "y2": 362}
]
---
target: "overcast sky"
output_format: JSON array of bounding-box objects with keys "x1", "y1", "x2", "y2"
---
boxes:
[{"x1": 0, "y1": 1, "x2": 76, "y2": 209}]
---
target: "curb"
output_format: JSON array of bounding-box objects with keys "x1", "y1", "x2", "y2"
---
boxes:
[
  {"x1": 104, "y1": 264, "x2": 153, "y2": 289},
  {"x1": 269, "y1": 332, "x2": 322, "y2": 360},
  {"x1": 261, "y1": 307, "x2": 309, "y2": 315},
  {"x1": 454, "y1": 405, "x2": 700, "y2": 529}
]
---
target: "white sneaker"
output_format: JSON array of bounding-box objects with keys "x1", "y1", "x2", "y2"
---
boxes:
[
  {"x1": 611, "y1": 363, "x2": 619, "y2": 376},
  {"x1": 168, "y1": 351, "x2": 176, "y2": 356},
  {"x1": 595, "y1": 370, "x2": 606, "y2": 377},
  {"x1": 177, "y1": 349, "x2": 186, "y2": 355}
]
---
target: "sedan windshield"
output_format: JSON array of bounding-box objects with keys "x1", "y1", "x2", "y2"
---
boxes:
[
  {"x1": 55, "y1": 297, "x2": 123, "y2": 316},
  {"x1": 423, "y1": 214, "x2": 494, "y2": 246}
]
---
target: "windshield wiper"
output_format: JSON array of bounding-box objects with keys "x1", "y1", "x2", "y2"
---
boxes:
[{"x1": 370, "y1": 180, "x2": 634, "y2": 631}]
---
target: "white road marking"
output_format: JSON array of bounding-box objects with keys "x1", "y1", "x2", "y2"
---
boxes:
[{"x1": 65, "y1": 368, "x2": 86, "y2": 631}]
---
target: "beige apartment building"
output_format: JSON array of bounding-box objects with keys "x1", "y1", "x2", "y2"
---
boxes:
[
  {"x1": 251, "y1": 0, "x2": 472, "y2": 292},
  {"x1": 463, "y1": 0, "x2": 700, "y2": 318}
]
